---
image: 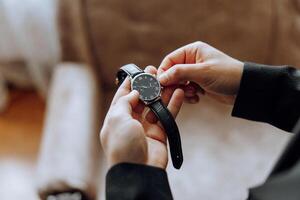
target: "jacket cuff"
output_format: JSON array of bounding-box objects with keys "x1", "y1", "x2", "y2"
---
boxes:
[
  {"x1": 232, "y1": 62, "x2": 296, "y2": 131},
  {"x1": 106, "y1": 163, "x2": 173, "y2": 200}
]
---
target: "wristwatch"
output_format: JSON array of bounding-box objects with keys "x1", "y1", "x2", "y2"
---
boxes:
[{"x1": 116, "y1": 64, "x2": 183, "y2": 169}]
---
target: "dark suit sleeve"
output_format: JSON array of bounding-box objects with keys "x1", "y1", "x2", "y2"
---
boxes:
[
  {"x1": 106, "y1": 163, "x2": 173, "y2": 200},
  {"x1": 232, "y1": 62, "x2": 300, "y2": 132}
]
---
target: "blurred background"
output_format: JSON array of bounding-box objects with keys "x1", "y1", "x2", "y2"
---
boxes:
[{"x1": 0, "y1": 0, "x2": 299, "y2": 199}]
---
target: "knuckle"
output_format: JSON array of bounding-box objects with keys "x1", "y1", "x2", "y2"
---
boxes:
[
  {"x1": 194, "y1": 41, "x2": 202, "y2": 45},
  {"x1": 107, "y1": 111, "x2": 122, "y2": 125},
  {"x1": 171, "y1": 64, "x2": 193, "y2": 81},
  {"x1": 194, "y1": 41, "x2": 205, "y2": 47},
  {"x1": 128, "y1": 120, "x2": 143, "y2": 131},
  {"x1": 194, "y1": 41, "x2": 209, "y2": 50},
  {"x1": 99, "y1": 125, "x2": 109, "y2": 146},
  {"x1": 199, "y1": 63, "x2": 213, "y2": 73},
  {"x1": 173, "y1": 65, "x2": 183, "y2": 76}
]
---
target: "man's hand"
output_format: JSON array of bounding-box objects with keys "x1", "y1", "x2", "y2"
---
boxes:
[
  {"x1": 158, "y1": 41, "x2": 244, "y2": 105},
  {"x1": 100, "y1": 66, "x2": 184, "y2": 169}
]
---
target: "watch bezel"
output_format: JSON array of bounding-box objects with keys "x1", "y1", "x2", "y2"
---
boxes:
[{"x1": 131, "y1": 73, "x2": 162, "y2": 104}]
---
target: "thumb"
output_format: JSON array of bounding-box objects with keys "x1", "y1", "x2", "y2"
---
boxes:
[
  {"x1": 118, "y1": 90, "x2": 140, "y2": 113},
  {"x1": 127, "y1": 90, "x2": 140, "y2": 108},
  {"x1": 158, "y1": 64, "x2": 200, "y2": 85}
]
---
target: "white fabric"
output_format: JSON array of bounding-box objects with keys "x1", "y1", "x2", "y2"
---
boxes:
[
  {"x1": 36, "y1": 64, "x2": 100, "y2": 199},
  {"x1": 0, "y1": 0, "x2": 60, "y2": 96}
]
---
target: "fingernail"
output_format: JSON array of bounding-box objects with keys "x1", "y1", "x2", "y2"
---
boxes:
[
  {"x1": 144, "y1": 66, "x2": 151, "y2": 72},
  {"x1": 159, "y1": 74, "x2": 167, "y2": 84},
  {"x1": 132, "y1": 90, "x2": 139, "y2": 95}
]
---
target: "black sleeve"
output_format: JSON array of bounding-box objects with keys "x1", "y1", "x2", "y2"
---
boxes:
[
  {"x1": 232, "y1": 62, "x2": 300, "y2": 132},
  {"x1": 106, "y1": 163, "x2": 173, "y2": 200}
]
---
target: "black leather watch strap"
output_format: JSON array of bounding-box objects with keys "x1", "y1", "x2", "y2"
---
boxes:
[
  {"x1": 116, "y1": 64, "x2": 143, "y2": 85},
  {"x1": 149, "y1": 99, "x2": 183, "y2": 169}
]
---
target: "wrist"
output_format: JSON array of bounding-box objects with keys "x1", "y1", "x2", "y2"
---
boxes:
[
  {"x1": 107, "y1": 144, "x2": 148, "y2": 168},
  {"x1": 109, "y1": 159, "x2": 146, "y2": 169},
  {"x1": 231, "y1": 59, "x2": 244, "y2": 95},
  {"x1": 109, "y1": 158, "x2": 167, "y2": 170}
]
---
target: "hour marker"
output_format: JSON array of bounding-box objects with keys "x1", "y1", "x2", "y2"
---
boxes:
[
  {"x1": 155, "y1": 87, "x2": 159, "y2": 90},
  {"x1": 139, "y1": 77, "x2": 142, "y2": 80},
  {"x1": 150, "y1": 78, "x2": 153, "y2": 81}
]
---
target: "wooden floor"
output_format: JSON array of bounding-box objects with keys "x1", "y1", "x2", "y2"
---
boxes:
[{"x1": 0, "y1": 90, "x2": 45, "y2": 160}]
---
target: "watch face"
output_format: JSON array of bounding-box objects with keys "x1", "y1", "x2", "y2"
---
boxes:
[{"x1": 131, "y1": 73, "x2": 161, "y2": 101}]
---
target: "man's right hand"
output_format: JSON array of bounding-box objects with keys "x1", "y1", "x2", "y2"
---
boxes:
[{"x1": 158, "y1": 41, "x2": 244, "y2": 105}]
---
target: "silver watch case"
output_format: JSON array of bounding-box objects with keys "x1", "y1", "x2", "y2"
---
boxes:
[{"x1": 130, "y1": 72, "x2": 162, "y2": 105}]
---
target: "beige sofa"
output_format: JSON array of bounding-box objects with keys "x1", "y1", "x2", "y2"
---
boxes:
[{"x1": 59, "y1": 0, "x2": 300, "y2": 86}]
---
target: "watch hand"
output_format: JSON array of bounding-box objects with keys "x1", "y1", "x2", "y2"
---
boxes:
[{"x1": 136, "y1": 86, "x2": 148, "y2": 89}]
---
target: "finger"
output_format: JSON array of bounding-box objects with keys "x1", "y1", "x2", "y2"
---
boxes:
[
  {"x1": 158, "y1": 42, "x2": 204, "y2": 76},
  {"x1": 158, "y1": 43, "x2": 195, "y2": 75},
  {"x1": 184, "y1": 91, "x2": 197, "y2": 98},
  {"x1": 158, "y1": 63, "x2": 202, "y2": 86},
  {"x1": 111, "y1": 78, "x2": 131, "y2": 105},
  {"x1": 158, "y1": 47, "x2": 186, "y2": 76},
  {"x1": 180, "y1": 82, "x2": 205, "y2": 98},
  {"x1": 186, "y1": 81, "x2": 205, "y2": 94},
  {"x1": 161, "y1": 86, "x2": 176, "y2": 105},
  {"x1": 144, "y1": 65, "x2": 157, "y2": 75},
  {"x1": 145, "y1": 109, "x2": 157, "y2": 124},
  {"x1": 182, "y1": 85, "x2": 197, "y2": 97},
  {"x1": 185, "y1": 95, "x2": 200, "y2": 104},
  {"x1": 133, "y1": 101, "x2": 145, "y2": 114},
  {"x1": 167, "y1": 88, "x2": 185, "y2": 118},
  {"x1": 117, "y1": 90, "x2": 140, "y2": 113}
]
